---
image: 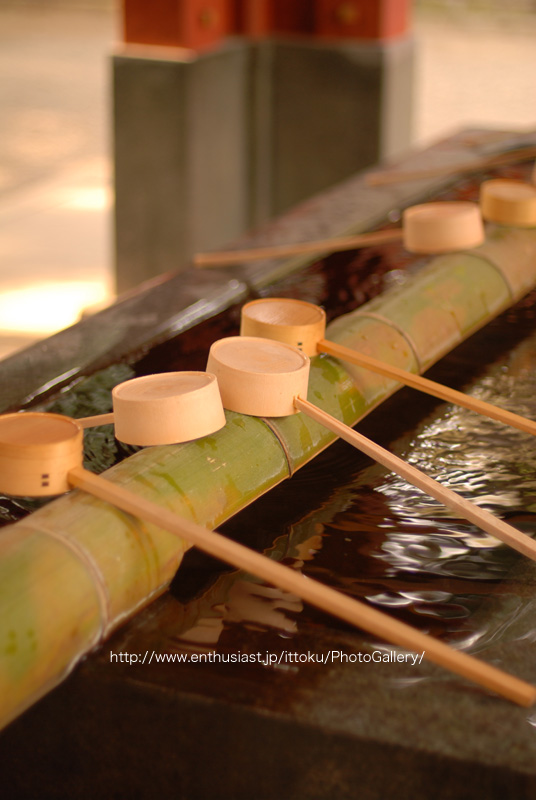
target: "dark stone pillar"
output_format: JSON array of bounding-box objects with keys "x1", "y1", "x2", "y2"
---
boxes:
[
  {"x1": 113, "y1": 1, "x2": 414, "y2": 290},
  {"x1": 252, "y1": 35, "x2": 414, "y2": 221},
  {"x1": 113, "y1": 42, "x2": 251, "y2": 293}
]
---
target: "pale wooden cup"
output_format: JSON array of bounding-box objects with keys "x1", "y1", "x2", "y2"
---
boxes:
[
  {"x1": 79, "y1": 372, "x2": 226, "y2": 445},
  {"x1": 402, "y1": 201, "x2": 484, "y2": 253},
  {"x1": 480, "y1": 179, "x2": 536, "y2": 227},
  {"x1": 241, "y1": 298, "x2": 326, "y2": 357},
  {"x1": 0, "y1": 412, "x2": 83, "y2": 496},
  {"x1": 207, "y1": 336, "x2": 310, "y2": 417},
  {"x1": 111, "y1": 372, "x2": 226, "y2": 446}
]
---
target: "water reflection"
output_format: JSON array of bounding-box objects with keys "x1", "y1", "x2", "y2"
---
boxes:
[
  {"x1": 175, "y1": 578, "x2": 303, "y2": 651},
  {"x1": 170, "y1": 531, "x2": 323, "y2": 660}
]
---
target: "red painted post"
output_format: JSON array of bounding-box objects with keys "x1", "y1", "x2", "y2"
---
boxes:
[
  {"x1": 231, "y1": 0, "x2": 274, "y2": 36},
  {"x1": 230, "y1": 0, "x2": 314, "y2": 37},
  {"x1": 122, "y1": 0, "x2": 231, "y2": 51},
  {"x1": 315, "y1": 0, "x2": 411, "y2": 40},
  {"x1": 272, "y1": 0, "x2": 315, "y2": 34}
]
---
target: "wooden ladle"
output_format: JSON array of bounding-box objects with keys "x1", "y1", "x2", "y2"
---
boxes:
[
  {"x1": 240, "y1": 297, "x2": 536, "y2": 438},
  {"x1": 78, "y1": 372, "x2": 226, "y2": 445},
  {"x1": 194, "y1": 201, "x2": 484, "y2": 267},
  {"x1": 0, "y1": 409, "x2": 534, "y2": 706},
  {"x1": 207, "y1": 335, "x2": 536, "y2": 564},
  {"x1": 480, "y1": 179, "x2": 536, "y2": 226}
]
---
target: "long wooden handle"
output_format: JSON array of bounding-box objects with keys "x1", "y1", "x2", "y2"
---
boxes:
[
  {"x1": 67, "y1": 465, "x2": 535, "y2": 706},
  {"x1": 318, "y1": 339, "x2": 536, "y2": 437},
  {"x1": 194, "y1": 229, "x2": 403, "y2": 268},
  {"x1": 366, "y1": 145, "x2": 536, "y2": 187},
  {"x1": 77, "y1": 413, "x2": 115, "y2": 429},
  {"x1": 294, "y1": 396, "x2": 536, "y2": 563}
]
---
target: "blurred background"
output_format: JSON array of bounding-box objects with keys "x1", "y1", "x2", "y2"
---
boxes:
[{"x1": 0, "y1": 0, "x2": 535, "y2": 359}]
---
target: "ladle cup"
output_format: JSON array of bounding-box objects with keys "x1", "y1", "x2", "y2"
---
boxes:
[
  {"x1": 480, "y1": 179, "x2": 536, "y2": 227},
  {"x1": 78, "y1": 372, "x2": 226, "y2": 446}
]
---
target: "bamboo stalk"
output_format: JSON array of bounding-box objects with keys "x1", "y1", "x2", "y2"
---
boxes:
[
  {"x1": 68, "y1": 465, "x2": 536, "y2": 707},
  {"x1": 317, "y1": 339, "x2": 536, "y2": 437},
  {"x1": 294, "y1": 396, "x2": 536, "y2": 563},
  {"x1": 325, "y1": 249, "x2": 514, "y2": 372},
  {"x1": 193, "y1": 229, "x2": 403, "y2": 267},
  {"x1": 366, "y1": 146, "x2": 536, "y2": 187}
]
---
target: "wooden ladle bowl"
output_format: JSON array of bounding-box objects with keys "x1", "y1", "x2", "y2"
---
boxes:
[
  {"x1": 0, "y1": 412, "x2": 83, "y2": 496},
  {"x1": 480, "y1": 179, "x2": 536, "y2": 227},
  {"x1": 112, "y1": 372, "x2": 226, "y2": 446},
  {"x1": 206, "y1": 336, "x2": 310, "y2": 417},
  {"x1": 402, "y1": 201, "x2": 484, "y2": 253},
  {"x1": 240, "y1": 298, "x2": 326, "y2": 357}
]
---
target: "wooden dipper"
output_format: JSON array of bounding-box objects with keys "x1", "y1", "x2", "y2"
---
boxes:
[
  {"x1": 206, "y1": 337, "x2": 309, "y2": 417},
  {"x1": 78, "y1": 372, "x2": 226, "y2": 445},
  {"x1": 194, "y1": 201, "x2": 484, "y2": 267},
  {"x1": 240, "y1": 298, "x2": 327, "y2": 356},
  {"x1": 480, "y1": 179, "x2": 536, "y2": 227},
  {"x1": 111, "y1": 372, "x2": 226, "y2": 446},
  {"x1": 240, "y1": 298, "x2": 536, "y2": 438},
  {"x1": 402, "y1": 201, "x2": 484, "y2": 253},
  {"x1": 0, "y1": 413, "x2": 83, "y2": 496}
]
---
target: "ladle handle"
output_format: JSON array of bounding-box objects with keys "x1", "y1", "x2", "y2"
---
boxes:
[
  {"x1": 294, "y1": 396, "x2": 536, "y2": 563},
  {"x1": 317, "y1": 339, "x2": 536, "y2": 437},
  {"x1": 77, "y1": 413, "x2": 115, "y2": 429},
  {"x1": 194, "y1": 229, "x2": 403, "y2": 267},
  {"x1": 366, "y1": 145, "x2": 536, "y2": 186},
  {"x1": 67, "y1": 465, "x2": 535, "y2": 706}
]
